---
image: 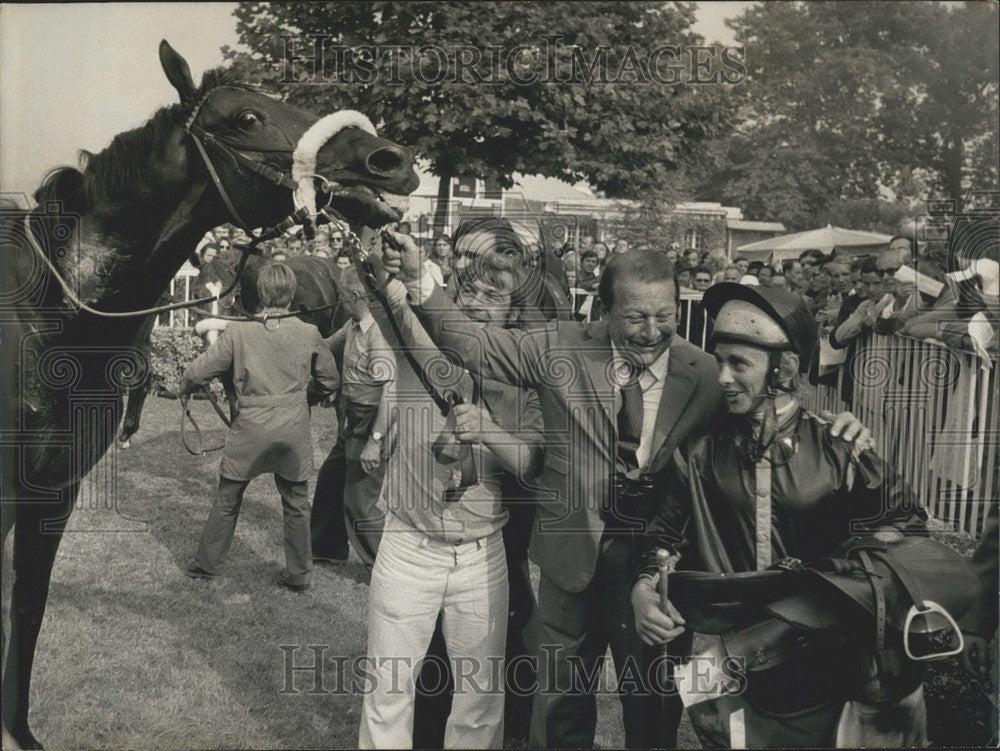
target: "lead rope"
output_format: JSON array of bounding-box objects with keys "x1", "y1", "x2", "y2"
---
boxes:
[{"x1": 180, "y1": 390, "x2": 227, "y2": 455}]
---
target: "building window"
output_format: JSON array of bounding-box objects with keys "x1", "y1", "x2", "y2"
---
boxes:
[{"x1": 683, "y1": 228, "x2": 703, "y2": 250}]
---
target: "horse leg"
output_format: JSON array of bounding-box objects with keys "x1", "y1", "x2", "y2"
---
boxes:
[
  {"x1": 2, "y1": 484, "x2": 75, "y2": 750},
  {"x1": 117, "y1": 373, "x2": 152, "y2": 449},
  {"x1": 118, "y1": 316, "x2": 155, "y2": 450}
]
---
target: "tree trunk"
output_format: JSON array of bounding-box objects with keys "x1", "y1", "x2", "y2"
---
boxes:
[
  {"x1": 433, "y1": 172, "x2": 453, "y2": 236},
  {"x1": 944, "y1": 136, "x2": 965, "y2": 212}
]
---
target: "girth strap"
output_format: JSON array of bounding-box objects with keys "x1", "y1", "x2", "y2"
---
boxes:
[{"x1": 858, "y1": 549, "x2": 886, "y2": 667}]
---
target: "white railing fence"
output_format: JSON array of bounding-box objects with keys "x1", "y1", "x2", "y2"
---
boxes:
[
  {"x1": 803, "y1": 333, "x2": 998, "y2": 537},
  {"x1": 157, "y1": 264, "x2": 200, "y2": 328}
]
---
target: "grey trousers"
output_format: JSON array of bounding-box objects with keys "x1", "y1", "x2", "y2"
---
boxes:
[{"x1": 193, "y1": 475, "x2": 312, "y2": 586}]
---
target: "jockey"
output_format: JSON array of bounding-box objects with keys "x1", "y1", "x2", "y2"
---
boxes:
[{"x1": 631, "y1": 283, "x2": 930, "y2": 748}]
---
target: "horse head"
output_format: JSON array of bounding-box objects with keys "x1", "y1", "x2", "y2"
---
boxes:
[{"x1": 158, "y1": 40, "x2": 418, "y2": 240}]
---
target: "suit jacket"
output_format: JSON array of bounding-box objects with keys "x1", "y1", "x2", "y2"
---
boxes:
[{"x1": 412, "y1": 284, "x2": 724, "y2": 592}]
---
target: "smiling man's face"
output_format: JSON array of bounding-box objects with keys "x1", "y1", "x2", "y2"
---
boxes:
[{"x1": 607, "y1": 279, "x2": 677, "y2": 366}]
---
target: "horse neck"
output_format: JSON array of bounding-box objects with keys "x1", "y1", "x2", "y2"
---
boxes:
[{"x1": 67, "y1": 182, "x2": 224, "y2": 327}]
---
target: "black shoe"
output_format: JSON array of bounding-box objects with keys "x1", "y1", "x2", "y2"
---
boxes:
[
  {"x1": 312, "y1": 547, "x2": 349, "y2": 565},
  {"x1": 185, "y1": 563, "x2": 218, "y2": 580},
  {"x1": 277, "y1": 575, "x2": 311, "y2": 592}
]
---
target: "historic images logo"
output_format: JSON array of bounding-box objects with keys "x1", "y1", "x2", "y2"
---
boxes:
[{"x1": 279, "y1": 35, "x2": 747, "y2": 86}]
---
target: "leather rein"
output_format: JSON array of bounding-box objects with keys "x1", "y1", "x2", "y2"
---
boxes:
[{"x1": 20, "y1": 85, "x2": 327, "y2": 321}]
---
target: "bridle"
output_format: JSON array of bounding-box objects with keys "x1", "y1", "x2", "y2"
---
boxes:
[
  {"x1": 183, "y1": 85, "x2": 302, "y2": 238},
  {"x1": 21, "y1": 84, "x2": 380, "y2": 321}
]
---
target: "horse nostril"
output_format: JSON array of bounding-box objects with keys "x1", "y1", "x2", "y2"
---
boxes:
[{"x1": 366, "y1": 146, "x2": 405, "y2": 176}]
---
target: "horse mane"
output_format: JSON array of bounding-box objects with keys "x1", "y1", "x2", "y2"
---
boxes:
[{"x1": 44, "y1": 67, "x2": 247, "y2": 218}]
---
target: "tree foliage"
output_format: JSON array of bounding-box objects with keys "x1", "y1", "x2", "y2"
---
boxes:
[
  {"x1": 691, "y1": 1, "x2": 998, "y2": 227},
  {"x1": 226, "y1": 1, "x2": 735, "y2": 227}
]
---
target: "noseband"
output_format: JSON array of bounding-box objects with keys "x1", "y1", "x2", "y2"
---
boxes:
[{"x1": 23, "y1": 88, "x2": 382, "y2": 320}]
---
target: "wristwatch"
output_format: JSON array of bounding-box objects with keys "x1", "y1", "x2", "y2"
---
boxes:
[{"x1": 371, "y1": 431, "x2": 384, "y2": 442}]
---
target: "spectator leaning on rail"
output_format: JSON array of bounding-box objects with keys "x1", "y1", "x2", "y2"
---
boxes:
[
  {"x1": 632, "y1": 282, "x2": 928, "y2": 748},
  {"x1": 830, "y1": 256, "x2": 887, "y2": 349},
  {"x1": 377, "y1": 236, "x2": 872, "y2": 750},
  {"x1": 828, "y1": 256, "x2": 887, "y2": 408},
  {"x1": 900, "y1": 227, "x2": 1000, "y2": 358},
  {"x1": 181, "y1": 262, "x2": 340, "y2": 591}
]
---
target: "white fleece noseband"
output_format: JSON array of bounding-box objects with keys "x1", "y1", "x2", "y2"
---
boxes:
[{"x1": 292, "y1": 110, "x2": 378, "y2": 221}]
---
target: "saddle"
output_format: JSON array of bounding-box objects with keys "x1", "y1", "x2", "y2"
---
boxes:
[
  {"x1": 671, "y1": 533, "x2": 975, "y2": 704},
  {"x1": 767, "y1": 534, "x2": 973, "y2": 655}
]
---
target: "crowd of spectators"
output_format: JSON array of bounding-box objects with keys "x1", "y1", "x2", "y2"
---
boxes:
[
  {"x1": 548, "y1": 231, "x2": 998, "y2": 361},
  {"x1": 190, "y1": 221, "x2": 997, "y2": 362}
]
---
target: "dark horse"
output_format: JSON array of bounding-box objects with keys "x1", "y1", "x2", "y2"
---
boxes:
[{"x1": 0, "y1": 41, "x2": 417, "y2": 748}]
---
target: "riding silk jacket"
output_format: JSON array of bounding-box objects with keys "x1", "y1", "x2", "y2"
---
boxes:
[
  {"x1": 182, "y1": 315, "x2": 340, "y2": 482},
  {"x1": 643, "y1": 407, "x2": 927, "y2": 572},
  {"x1": 637, "y1": 406, "x2": 929, "y2": 713}
]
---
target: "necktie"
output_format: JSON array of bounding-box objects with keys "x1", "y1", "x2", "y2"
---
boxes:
[{"x1": 617, "y1": 374, "x2": 645, "y2": 473}]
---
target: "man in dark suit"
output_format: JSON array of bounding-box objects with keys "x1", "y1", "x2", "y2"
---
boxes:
[
  {"x1": 377, "y1": 237, "x2": 718, "y2": 748},
  {"x1": 379, "y1": 234, "x2": 868, "y2": 749}
]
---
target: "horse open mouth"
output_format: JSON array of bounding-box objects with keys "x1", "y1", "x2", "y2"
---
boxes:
[
  {"x1": 322, "y1": 182, "x2": 410, "y2": 228},
  {"x1": 293, "y1": 111, "x2": 416, "y2": 231}
]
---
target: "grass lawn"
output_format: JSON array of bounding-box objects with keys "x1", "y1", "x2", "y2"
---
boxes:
[
  {"x1": 11, "y1": 395, "x2": 991, "y2": 748},
  {"x1": 16, "y1": 395, "x2": 656, "y2": 749}
]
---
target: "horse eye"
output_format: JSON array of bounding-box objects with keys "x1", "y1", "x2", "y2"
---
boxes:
[{"x1": 237, "y1": 111, "x2": 261, "y2": 128}]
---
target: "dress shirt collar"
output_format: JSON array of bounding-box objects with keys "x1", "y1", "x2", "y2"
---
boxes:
[
  {"x1": 609, "y1": 342, "x2": 671, "y2": 387},
  {"x1": 353, "y1": 311, "x2": 376, "y2": 333}
]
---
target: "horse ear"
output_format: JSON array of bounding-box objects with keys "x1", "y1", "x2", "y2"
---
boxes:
[
  {"x1": 159, "y1": 40, "x2": 196, "y2": 102},
  {"x1": 77, "y1": 150, "x2": 94, "y2": 172}
]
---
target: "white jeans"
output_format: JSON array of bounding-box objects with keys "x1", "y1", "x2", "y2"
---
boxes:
[{"x1": 359, "y1": 515, "x2": 509, "y2": 749}]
